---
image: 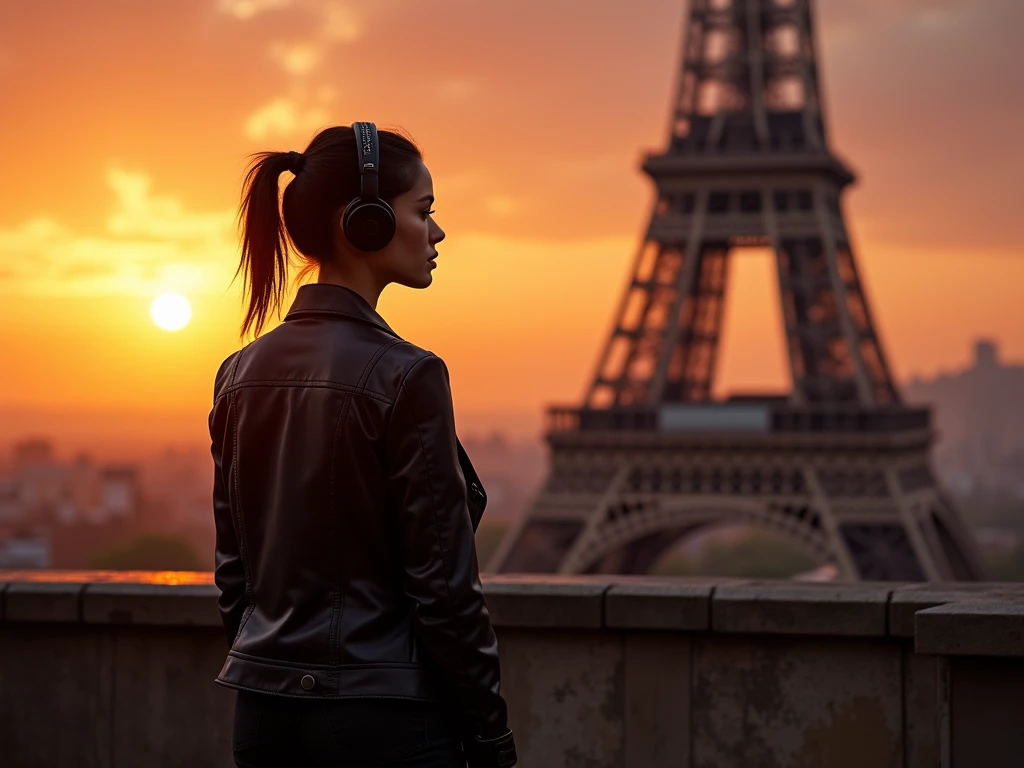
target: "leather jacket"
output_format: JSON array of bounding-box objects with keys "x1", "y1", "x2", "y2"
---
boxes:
[{"x1": 209, "y1": 282, "x2": 509, "y2": 743}]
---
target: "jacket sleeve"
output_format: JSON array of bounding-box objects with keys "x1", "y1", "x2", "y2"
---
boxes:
[
  {"x1": 210, "y1": 353, "x2": 248, "y2": 648},
  {"x1": 386, "y1": 353, "x2": 509, "y2": 738}
]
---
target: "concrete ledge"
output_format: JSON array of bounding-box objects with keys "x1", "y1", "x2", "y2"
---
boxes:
[
  {"x1": 3, "y1": 571, "x2": 1023, "y2": 649},
  {"x1": 605, "y1": 577, "x2": 731, "y2": 630},
  {"x1": 712, "y1": 582, "x2": 891, "y2": 636},
  {"x1": 890, "y1": 583, "x2": 1024, "y2": 637},
  {"x1": 4, "y1": 581, "x2": 86, "y2": 622},
  {"x1": 481, "y1": 575, "x2": 611, "y2": 629},
  {"x1": 915, "y1": 601, "x2": 1024, "y2": 657},
  {"x1": 82, "y1": 583, "x2": 221, "y2": 627}
]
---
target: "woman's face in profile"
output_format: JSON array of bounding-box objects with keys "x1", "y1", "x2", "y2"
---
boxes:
[{"x1": 371, "y1": 161, "x2": 445, "y2": 290}]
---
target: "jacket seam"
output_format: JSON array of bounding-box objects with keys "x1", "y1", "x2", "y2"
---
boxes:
[
  {"x1": 227, "y1": 650, "x2": 426, "y2": 671},
  {"x1": 230, "y1": 392, "x2": 256, "y2": 641},
  {"x1": 214, "y1": 680, "x2": 436, "y2": 702},
  {"x1": 284, "y1": 307, "x2": 401, "y2": 338},
  {"x1": 358, "y1": 338, "x2": 404, "y2": 390},
  {"x1": 402, "y1": 356, "x2": 455, "y2": 612},
  {"x1": 217, "y1": 379, "x2": 394, "y2": 404},
  {"x1": 385, "y1": 350, "x2": 434, "y2": 435},
  {"x1": 228, "y1": 348, "x2": 244, "y2": 386},
  {"x1": 325, "y1": 337, "x2": 403, "y2": 668},
  {"x1": 327, "y1": 393, "x2": 351, "y2": 670}
]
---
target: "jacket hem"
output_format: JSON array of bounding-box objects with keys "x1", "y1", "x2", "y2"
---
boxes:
[{"x1": 216, "y1": 651, "x2": 443, "y2": 700}]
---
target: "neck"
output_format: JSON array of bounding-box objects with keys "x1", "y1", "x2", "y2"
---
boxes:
[{"x1": 316, "y1": 262, "x2": 384, "y2": 310}]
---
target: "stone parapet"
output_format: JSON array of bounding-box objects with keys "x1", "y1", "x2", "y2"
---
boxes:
[
  {"x1": 2, "y1": 571, "x2": 1024, "y2": 767},
  {"x1": 4, "y1": 571, "x2": 1024, "y2": 645}
]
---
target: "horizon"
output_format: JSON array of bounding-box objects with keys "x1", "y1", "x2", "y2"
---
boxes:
[{"x1": 0, "y1": 337, "x2": 1013, "y2": 464}]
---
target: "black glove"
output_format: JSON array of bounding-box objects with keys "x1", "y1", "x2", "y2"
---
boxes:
[{"x1": 463, "y1": 729, "x2": 517, "y2": 768}]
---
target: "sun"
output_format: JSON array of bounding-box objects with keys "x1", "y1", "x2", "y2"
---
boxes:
[{"x1": 151, "y1": 293, "x2": 192, "y2": 331}]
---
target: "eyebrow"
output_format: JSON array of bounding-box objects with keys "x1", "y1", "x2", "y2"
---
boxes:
[{"x1": 416, "y1": 194, "x2": 434, "y2": 203}]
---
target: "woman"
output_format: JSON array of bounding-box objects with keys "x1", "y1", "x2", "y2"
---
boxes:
[{"x1": 209, "y1": 123, "x2": 517, "y2": 768}]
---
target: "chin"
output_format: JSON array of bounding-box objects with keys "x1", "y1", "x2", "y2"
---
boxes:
[{"x1": 396, "y1": 273, "x2": 433, "y2": 290}]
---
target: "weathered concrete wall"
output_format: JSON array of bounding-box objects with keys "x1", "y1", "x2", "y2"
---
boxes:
[{"x1": 1, "y1": 572, "x2": 1023, "y2": 768}]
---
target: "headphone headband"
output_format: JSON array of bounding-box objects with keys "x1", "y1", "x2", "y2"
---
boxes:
[
  {"x1": 342, "y1": 121, "x2": 395, "y2": 252},
  {"x1": 352, "y1": 121, "x2": 380, "y2": 201}
]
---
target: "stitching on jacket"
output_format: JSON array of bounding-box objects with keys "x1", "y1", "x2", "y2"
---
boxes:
[
  {"x1": 385, "y1": 350, "x2": 432, "y2": 434},
  {"x1": 228, "y1": 348, "x2": 244, "y2": 387},
  {"x1": 354, "y1": 347, "x2": 381, "y2": 392},
  {"x1": 357, "y1": 337, "x2": 403, "y2": 392},
  {"x1": 326, "y1": 392, "x2": 352, "y2": 672},
  {"x1": 227, "y1": 650, "x2": 426, "y2": 671},
  {"x1": 218, "y1": 379, "x2": 393, "y2": 404},
  {"x1": 285, "y1": 308, "x2": 401, "y2": 338},
  {"x1": 215, "y1": 683, "x2": 433, "y2": 703},
  {"x1": 230, "y1": 392, "x2": 256, "y2": 640},
  {"x1": 402, "y1": 356, "x2": 454, "y2": 610}
]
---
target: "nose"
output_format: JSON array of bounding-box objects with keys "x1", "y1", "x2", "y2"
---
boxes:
[{"x1": 430, "y1": 219, "x2": 445, "y2": 245}]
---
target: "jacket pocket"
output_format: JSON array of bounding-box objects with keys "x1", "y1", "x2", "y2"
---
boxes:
[{"x1": 467, "y1": 481, "x2": 486, "y2": 530}]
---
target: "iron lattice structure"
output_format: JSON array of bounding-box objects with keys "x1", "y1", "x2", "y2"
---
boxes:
[{"x1": 489, "y1": 0, "x2": 986, "y2": 580}]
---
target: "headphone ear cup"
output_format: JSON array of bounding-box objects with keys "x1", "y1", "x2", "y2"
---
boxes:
[{"x1": 342, "y1": 198, "x2": 397, "y2": 252}]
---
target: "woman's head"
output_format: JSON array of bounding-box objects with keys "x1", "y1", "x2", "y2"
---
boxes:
[{"x1": 236, "y1": 124, "x2": 445, "y2": 337}]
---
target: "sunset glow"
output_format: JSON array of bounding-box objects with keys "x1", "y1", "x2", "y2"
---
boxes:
[{"x1": 0, "y1": 0, "x2": 1021, "y2": 456}]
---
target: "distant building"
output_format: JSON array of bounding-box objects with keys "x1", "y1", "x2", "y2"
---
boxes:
[
  {"x1": 904, "y1": 340, "x2": 1024, "y2": 497},
  {"x1": 0, "y1": 535, "x2": 50, "y2": 568},
  {"x1": 11, "y1": 437, "x2": 69, "y2": 513},
  {"x1": 0, "y1": 478, "x2": 23, "y2": 523},
  {"x1": 99, "y1": 466, "x2": 140, "y2": 520},
  {"x1": 12, "y1": 438, "x2": 55, "y2": 468},
  {"x1": 64, "y1": 454, "x2": 100, "y2": 524},
  {"x1": 0, "y1": 441, "x2": 148, "y2": 567}
]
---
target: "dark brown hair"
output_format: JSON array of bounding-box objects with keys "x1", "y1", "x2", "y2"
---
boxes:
[{"x1": 235, "y1": 125, "x2": 422, "y2": 338}]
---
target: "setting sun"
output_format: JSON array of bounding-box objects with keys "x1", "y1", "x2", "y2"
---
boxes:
[{"x1": 150, "y1": 293, "x2": 192, "y2": 332}]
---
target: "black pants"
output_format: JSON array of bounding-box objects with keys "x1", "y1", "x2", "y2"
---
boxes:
[{"x1": 232, "y1": 690, "x2": 466, "y2": 767}]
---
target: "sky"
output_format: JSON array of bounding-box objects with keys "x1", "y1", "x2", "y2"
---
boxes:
[{"x1": 0, "y1": 0, "x2": 1022, "y2": 455}]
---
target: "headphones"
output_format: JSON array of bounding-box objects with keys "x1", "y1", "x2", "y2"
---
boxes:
[{"x1": 342, "y1": 122, "x2": 396, "y2": 252}]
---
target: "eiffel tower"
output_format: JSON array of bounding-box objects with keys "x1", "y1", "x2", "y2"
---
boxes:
[{"x1": 489, "y1": 0, "x2": 986, "y2": 580}]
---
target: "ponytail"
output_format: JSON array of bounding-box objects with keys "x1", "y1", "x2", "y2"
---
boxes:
[{"x1": 236, "y1": 152, "x2": 293, "y2": 339}]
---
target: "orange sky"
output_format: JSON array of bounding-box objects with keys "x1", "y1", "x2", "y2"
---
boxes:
[{"x1": 1, "y1": 0, "x2": 1022, "y2": 453}]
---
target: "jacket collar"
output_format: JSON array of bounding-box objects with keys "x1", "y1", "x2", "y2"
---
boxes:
[{"x1": 284, "y1": 283, "x2": 400, "y2": 338}]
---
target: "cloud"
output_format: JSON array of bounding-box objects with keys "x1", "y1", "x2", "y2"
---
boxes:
[
  {"x1": 268, "y1": 40, "x2": 323, "y2": 75},
  {"x1": 220, "y1": 0, "x2": 369, "y2": 75},
  {"x1": 219, "y1": 0, "x2": 375, "y2": 136},
  {"x1": 435, "y1": 77, "x2": 482, "y2": 101},
  {"x1": 320, "y1": 1, "x2": 363, "y2": 42},
  {"x1": 264, "y1": 3, "x2": 364, "y2": 77},
  {"x1": 217, "y1": 0, "x2": 293, "y2": 20},
  {"x1": 0, "y1": 169, "x2": 237, "y2": 297},
  {"x1": 244, "y1": 91, "x2": 333, "y2": 141},
  {"x1": 105, "y1": 169, "x2": 234, "y2": 240},
  {"x1": 220, "y1": 0, "x2": 368, "y2": 75}
]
